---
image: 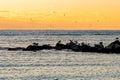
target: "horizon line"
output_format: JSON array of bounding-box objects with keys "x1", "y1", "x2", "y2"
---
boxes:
[{"x1": 0, "y1": 29, "x2": 120, "y2": 31}]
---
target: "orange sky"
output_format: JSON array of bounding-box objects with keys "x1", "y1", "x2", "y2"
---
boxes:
[{"x1": 0, "y1": 0, "x2": 120, "y2": 30}]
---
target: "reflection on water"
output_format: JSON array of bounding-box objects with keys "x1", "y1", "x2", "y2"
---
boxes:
[{"x1": 0, "y1": 50, "x2": 120, "y2": 80}]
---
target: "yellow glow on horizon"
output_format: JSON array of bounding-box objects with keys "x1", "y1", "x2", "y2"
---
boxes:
[{"x1": 0, "y1": 0, "x2": 120, "y2": 30}]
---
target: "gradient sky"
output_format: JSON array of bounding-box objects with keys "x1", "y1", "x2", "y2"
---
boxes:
[{"x1": 0, "y1": 0, "x2": 120, "y2": 30}]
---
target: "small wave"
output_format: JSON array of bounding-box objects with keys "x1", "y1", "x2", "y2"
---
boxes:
[
  {"x1": 0, "y1": 47, "x2": 8, "y2": 50},
  {"x1": 44, "y1": 33, "x2": 82, "y2": 36},
  {"x1": 0, "y1": 63, "x2": 113, "y2": 67}
]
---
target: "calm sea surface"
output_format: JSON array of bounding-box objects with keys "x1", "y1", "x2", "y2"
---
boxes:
[{"x1": 0, "y1": 30, "x2": 120, "y2": 80}]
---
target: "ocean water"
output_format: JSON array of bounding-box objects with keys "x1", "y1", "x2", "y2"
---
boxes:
[{"x1": 0, "y1": 30, "x2": 120, "y2": 80}]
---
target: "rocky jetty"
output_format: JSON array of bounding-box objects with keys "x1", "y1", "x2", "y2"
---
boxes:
[{"x1": 3, "y1": 38, "x2": 120, "y2": 53}]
